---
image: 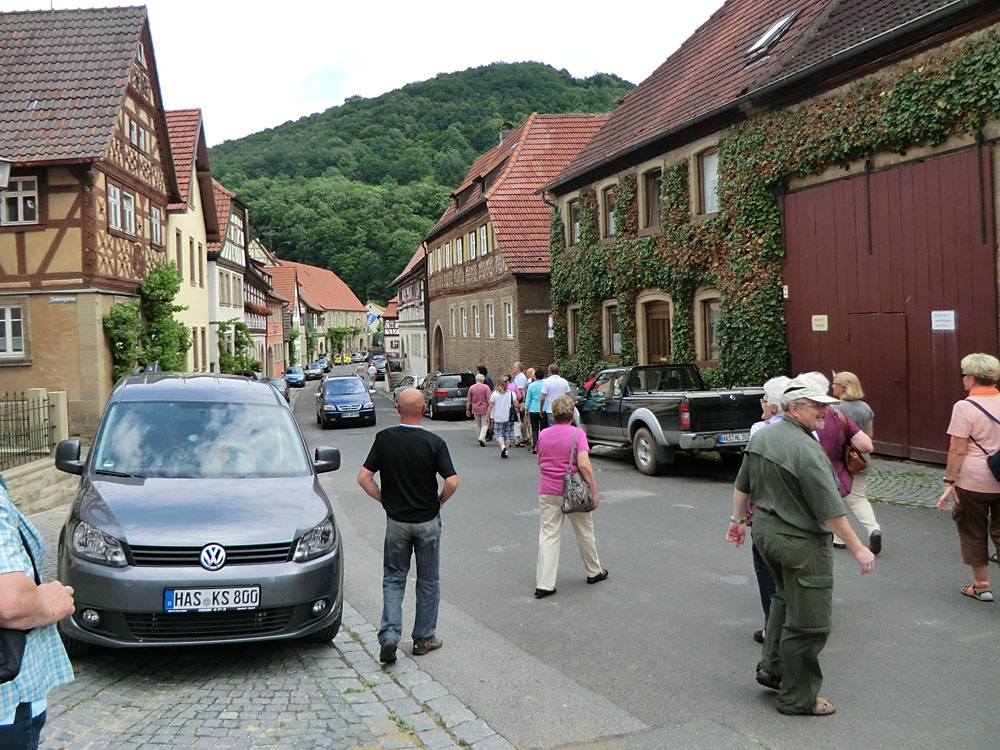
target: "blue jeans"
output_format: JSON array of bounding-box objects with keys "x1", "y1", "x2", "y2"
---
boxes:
[
  {"x1": 0, "y1": 704, "x2": 45, "y2": 750},
  {"x1": 380, "y1": 515, "x2": 441, "y2": 644}
]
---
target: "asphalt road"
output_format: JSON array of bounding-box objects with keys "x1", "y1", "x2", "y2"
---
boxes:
[{"x1": 299, "y1": 368, "x2": 996, "y2": 750}]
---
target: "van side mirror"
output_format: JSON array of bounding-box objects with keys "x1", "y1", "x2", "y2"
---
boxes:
[
  {"x1": 314, "y1": 446, "x2": 341, "y2": 473},
  {"x1": 55, "y1": 439, "x2": 84, "y2": 475}
]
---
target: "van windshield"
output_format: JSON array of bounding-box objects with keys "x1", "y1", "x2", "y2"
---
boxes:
[{"x1": 91, "y1": 402, "x2": 312, "y2": 478}]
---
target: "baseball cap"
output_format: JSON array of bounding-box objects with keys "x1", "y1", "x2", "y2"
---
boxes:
[{"x1": 782, "y1": 377, "x2": 839, "y2": 404}]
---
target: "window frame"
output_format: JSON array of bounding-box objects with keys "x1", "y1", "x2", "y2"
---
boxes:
[
  {"x1": 189, "y1": 238, "x2": 196, "y2": 285},
  {"x1": 693, "y1": 288, "x2": 722, "y2": 365},
  {"x1": 698, "y1": 148, "x2": 720, "y2": 215},
  {"x1": 503, "y1": 301, "x2": 513, "y2": 339},
  {"x1": 603, "y1": 301, "x2": 621, "y2": 357},
  {"x1": 567, "y1": 200, "x2": 580, "y2": 246},
  {"x1": 198, "y1": 243, "x2": 204, "y2": 287},
  {"x1": 473, "y1": 305, "x2": 480, "y2": 337},
  {"x1": 175, "y1": 230, "x2": 183, "y2": 279},
  {"x1": 468, "y1": 231, "x2": 476, "y2": 259},
  {"x1": 602, "y1": 186, "x2": 616, "y2": 238},
  {"x1": 479, "y1": 225, "x2": 488, "y2": 256},
  {"x1": 456, "y1": 237, "x2": 463, "y2": 265},
  {"x1": 0, "y1": 176, "x2": 39, "y2": 226},
  {"x1": 107, "y1": 184, "x2": 121, "y2": 231},
  {"x1": 150, "y1": 206, "x2": 162, "y2": 246},
  {"x1": 642, "y1": 168, "x2": 662, "y2": 230},
  {"x1": 461, "y1": 307, "x2": 467, "y2": 337},
  {"x1": 487, "y1": 303, "x2": 495, "y2": 338},
  {"x1": 566, "y1": 304, "x2": 580, "y2": 356},
  {"x1": 0, "y1": 304, "x2": 26, "y2": 359},
  {"x1": 450, "y1": 308, "x2": 456, "y2": 337},
  {"x1": 121, "y1": 191, "x2": 135, "y2": 235}
]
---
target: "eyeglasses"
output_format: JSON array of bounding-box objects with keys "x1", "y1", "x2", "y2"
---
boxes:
[
  {"x1": 759, "y1": 397, "x2": 768, "y2": 405},
  {"x1": 961, "y1": 372, "x2": 972, "y2": 378},
  {"x1": 794, "y1": 400, "x2": 828, "y2": 411}
]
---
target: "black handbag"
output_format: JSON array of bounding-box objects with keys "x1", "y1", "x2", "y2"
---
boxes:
[
  {"x1": 964, "y1": 400, "x2": 1000, "y2": 481},
  {"x1": 0, "y1": 530, "x2": 38, "y2": 684}
]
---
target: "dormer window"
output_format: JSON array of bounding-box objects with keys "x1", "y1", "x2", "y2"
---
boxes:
[
  {"x1": 746, "y1": 11, "x2": 799, "y2": 62},
  {"x1": 136, "y1": 42, "x2": 146, "y2": 66}
]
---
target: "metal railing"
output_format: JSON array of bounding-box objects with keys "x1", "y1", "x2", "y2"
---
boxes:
[{"x1": 0, "y1": 391, "x2": 55, "y2": 472}]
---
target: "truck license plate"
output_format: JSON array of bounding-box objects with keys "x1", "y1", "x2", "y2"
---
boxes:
[
  {"x1": 717, "y1": 432, "x2": 749, "y2": 445},
  {"x1": 164, "y1": 586, "x2": 260, "y2": 612}
]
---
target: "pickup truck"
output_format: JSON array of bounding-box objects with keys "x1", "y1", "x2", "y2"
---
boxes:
[{"x1": 573, "y1": 364, "x2": 763, "y2": 475}]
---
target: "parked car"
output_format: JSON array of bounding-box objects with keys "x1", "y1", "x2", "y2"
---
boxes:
[
  {"x1": 284, "y1": 366, "x2": 305, "y2": 388},
  {"x1": 393, "y1": 374, "x2": 427, "y2": 405},
  {"x1": 304, "y1": 363, "x2": 324, "y2": 380},
  {"x1": 53, "y1": 373, "x2": 344, "y2": 654},
  {"x1": 370, "y1": 355, "x2": 387, "y2": 381},
  {"x1": 316, "y1": 375, "x2": 375, "y2": 428},
  {"x1": 351, "y1": 352, "x2": 365, "y2": 364},
  {"x1": 574, "y1": 364, "x2": 763, "y2": 475},
  {"x1": 267, "y1": 376, "x2": 290, "y2": 401},
  {"x1": 333, "y1": 353, "x2": 344, "y2": 366},
  {"x1": 421, "y1": 372, "x2": 476, "y2": 419},
  {"x1": 233, "y1": 370, "x2": 262, "y2": 380}
]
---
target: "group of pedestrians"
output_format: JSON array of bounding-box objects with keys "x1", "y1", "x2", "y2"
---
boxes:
[{"x1": 466, "y1": 362, "x2": 571, "y2": 458}]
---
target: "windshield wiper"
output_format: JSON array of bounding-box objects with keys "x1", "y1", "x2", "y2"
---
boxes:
[{"x1": 94, "y1": 469, "x2": 144, "y2": 478}]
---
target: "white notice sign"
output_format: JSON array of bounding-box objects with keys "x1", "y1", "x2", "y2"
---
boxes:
[
  {"x1": 811, "y1": 315, "x2": 828, "y2": 332},
  {"x1": 931, "y1": 310, "x2": 955, "y2": 331}
]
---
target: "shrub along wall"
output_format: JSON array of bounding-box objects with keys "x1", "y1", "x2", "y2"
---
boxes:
[{"x1": 550, "y1": 29, "x2": 1000, "y2": 387}]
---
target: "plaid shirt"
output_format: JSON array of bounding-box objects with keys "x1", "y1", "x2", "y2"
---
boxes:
[{"x1": 0, "y1": 488, "x2": 74, "y2": 719}]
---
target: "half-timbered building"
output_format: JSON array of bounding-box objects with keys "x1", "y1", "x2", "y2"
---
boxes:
[
  {"x1": 0, "y1": 7, "x2": 181, "y2": 434},
  {"x1": 391, "y1": 244, "x2": 428, "y2": 374},
  {"x1": 207, "y1": 180, "x2": 250, "y2": 372}
]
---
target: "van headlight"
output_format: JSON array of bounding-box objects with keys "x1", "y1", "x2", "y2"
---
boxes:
[
  {"x1": 294, "y1": 518, "x2": 336, "y2": 561},
  {"x1": 71, "y1": 521, "x2": 128, "y2": 567}
]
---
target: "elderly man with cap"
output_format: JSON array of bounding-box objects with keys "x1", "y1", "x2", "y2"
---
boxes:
[{"x1": 726, "y1": 377, "x2": 875, "y2": 717}]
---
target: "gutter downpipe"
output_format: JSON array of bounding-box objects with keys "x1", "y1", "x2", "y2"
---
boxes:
[{"x1": 544, "y1": 0, "x2": 990, "y2": 195}]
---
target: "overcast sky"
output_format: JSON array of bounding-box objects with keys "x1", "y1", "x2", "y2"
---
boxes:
[{"x1": 16, "y1": 0, "x2": 726, "y2": 146}]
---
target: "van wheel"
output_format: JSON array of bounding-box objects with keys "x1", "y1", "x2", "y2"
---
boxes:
[{"x1": 633, "y1": 427, "x2": 664, "y2": 476}]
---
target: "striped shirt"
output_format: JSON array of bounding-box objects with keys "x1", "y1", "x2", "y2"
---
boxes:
[{"x1": 0, "y1": 487, "x2": 74, "y2": 721}]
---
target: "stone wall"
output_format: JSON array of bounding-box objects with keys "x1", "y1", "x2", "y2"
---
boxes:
[{"x1": 3, "y1": 457, "x2": 78, "y2": 515}]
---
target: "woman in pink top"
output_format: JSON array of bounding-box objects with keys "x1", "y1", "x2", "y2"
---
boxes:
[
  {"x1": 533, "y1": 394, "x2": 606, "y2": 598},
  {"x1": 938, "y1": 353, "x2": 1000, "y2": 602}
]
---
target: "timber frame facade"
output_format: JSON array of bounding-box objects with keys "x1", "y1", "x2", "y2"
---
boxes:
[{"x1": 0, "y1": 8, "x2": 181, "y2": 435}]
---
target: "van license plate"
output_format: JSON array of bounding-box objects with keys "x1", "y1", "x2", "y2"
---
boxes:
[
  {"x1": 717, "y1": 432, "x2": 749, "y2": 445},
  {"x1": 164, "y1": 586, "x2": 260, "y2": 612}
]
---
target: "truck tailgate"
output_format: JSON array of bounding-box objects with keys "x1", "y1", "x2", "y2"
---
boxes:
[{"x1": 686, "y1": 391, "x2": 761, "y2": 432}]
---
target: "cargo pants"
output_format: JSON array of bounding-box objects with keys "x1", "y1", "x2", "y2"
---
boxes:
[{"x1": 752, "y1": 510, "x2": 834, "y2": 714}]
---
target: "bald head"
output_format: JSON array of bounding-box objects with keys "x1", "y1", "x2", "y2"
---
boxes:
[{"x1": 397, "y1": 388, "x2": 425, "y2": 422}]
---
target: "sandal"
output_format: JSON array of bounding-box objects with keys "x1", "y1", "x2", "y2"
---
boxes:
[
  {"x1": 778, "y1": 697, "x2": 836, "y2": 716},
  {"x1": 961, "y1": 583, "x2": 994, "y2": 602}
]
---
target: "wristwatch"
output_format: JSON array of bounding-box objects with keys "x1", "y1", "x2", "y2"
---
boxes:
[{"x1": 729, "y1": 516, "x2": 746, "y2": 525}]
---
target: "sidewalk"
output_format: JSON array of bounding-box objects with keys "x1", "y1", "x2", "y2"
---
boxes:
[{"x1": 864, "y1": 456, "x2": 944, "y2": 509}]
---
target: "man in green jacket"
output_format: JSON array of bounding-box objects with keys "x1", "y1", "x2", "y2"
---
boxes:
[{"x1": 726, "y1": 377, "x2": 875, "y2": 716}]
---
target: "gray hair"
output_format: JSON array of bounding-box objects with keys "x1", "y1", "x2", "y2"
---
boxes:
[
  {"x1": 475, "y1": 373, "x2": 485, "y2": 383},
  {"x1": 763, "y1": 376, "x2": 791, "y2": 415}
]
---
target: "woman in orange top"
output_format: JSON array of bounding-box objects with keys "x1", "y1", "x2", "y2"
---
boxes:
[{"x1": 937, "y1": 353, "x2": 1000, "y2": 602}]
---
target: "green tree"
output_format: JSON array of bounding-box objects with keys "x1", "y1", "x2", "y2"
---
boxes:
[{"x1": 216, "y1": 318, "x2": 259, "y2": 373}]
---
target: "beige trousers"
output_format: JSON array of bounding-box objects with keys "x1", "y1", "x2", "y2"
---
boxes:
[
  {"x1": 536, "y1": 493, "x2": 603, "y2": 590},
  {"x1": 833, "y1": 472, "x2": 880, "y2": 543},
  {"x1": 472, "y1": 413, "x2": 489, "y2": 441}
]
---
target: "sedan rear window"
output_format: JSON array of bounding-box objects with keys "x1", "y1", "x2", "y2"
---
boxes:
[
  {"x1": 438, "y1": 374, "x2": 476, "y2": 389},
  {"x1": 91, "y1": 402, "x2": 312, "y2": 478}
]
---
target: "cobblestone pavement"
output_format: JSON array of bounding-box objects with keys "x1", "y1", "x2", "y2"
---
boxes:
[
  {"x1": 42, "y1": 603, "x2": 513, "y2": 750},
  {"x1": 865, "y1": 456, "x2": 944, "y2": 508}
]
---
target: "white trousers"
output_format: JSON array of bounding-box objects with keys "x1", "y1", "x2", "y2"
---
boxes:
[
  {"x1": 833, "y1": 472, "x2": 880, "y2": 542},
  {"x1": 472, "y1": 413, "x2": 489, "y2": 441},
  {"x1": 536, "y1": 493, "x2": 602, "y2": 590}
]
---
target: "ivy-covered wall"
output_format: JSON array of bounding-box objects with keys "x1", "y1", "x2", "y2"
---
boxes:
[{"x1": 550, "y1": 28, "x2": 1000, "y2": 387}]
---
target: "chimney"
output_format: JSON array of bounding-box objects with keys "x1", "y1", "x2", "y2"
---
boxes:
[{"x1": 499, "y1": 122, "x2": 515, "y2": 145}]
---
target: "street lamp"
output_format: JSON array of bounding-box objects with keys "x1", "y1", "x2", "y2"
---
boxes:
[{"x1": 0, "y1": 157, "x2": 11, "y2": 191}]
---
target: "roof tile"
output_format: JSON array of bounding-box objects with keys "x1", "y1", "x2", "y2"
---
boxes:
[
  {"x1": 278, "y1": 260, "x2": 366, "y2": 312},
  {"x1": 164, "y1": 109, "x2": 201, "y2": 211}
]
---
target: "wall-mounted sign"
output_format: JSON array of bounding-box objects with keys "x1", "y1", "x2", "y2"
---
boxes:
[
  {"x1": 782, "y1": 285, "x2": 789, "y2": 299},
  {"x1": 931, "y1": 310, "x2": 956, "y2": 331},
  {"x1": 811, "y1": 315, "x2": 828, "y2": 332},
  {"x1": 524, "y1": 308, "x2": 551, "y2": 314},
  {"x1": 49, "y1": 295, "x2": 77, "y2": 304},
  {"x1": 547, "y1": 314, "x2": 554, "y2": 339}
]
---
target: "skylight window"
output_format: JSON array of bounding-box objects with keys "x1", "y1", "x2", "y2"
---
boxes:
[{"x1": 746, "y1": 11, "x2": 799, "y2": 60}]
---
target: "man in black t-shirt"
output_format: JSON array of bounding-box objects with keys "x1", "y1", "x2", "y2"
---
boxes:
[{"x1": 357, "y1": 388, "x2": 458, "y2": 664}]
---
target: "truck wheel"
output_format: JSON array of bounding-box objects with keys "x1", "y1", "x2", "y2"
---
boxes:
[{"x1": 633, "y1": 427, "x2": 664, "y2": 476}]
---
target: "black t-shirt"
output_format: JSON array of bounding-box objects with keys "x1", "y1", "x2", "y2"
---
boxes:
[{"x1": 363, "y1": 425, "x2": 457, "y2": 523}]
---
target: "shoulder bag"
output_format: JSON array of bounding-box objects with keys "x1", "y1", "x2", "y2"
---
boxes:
[
  {"x1": 0, "y1": 529, "x2": 39, "y2": 684},
  {"x1": 561, "y1": 428, "x2": 596, "y2": 514},
  {"x1": 508, "y1": 392, "x2": 518, "y2": 423},
  {"x1": 835, "y1": 410, "x2": 868, "y2": 475},
  {"x1": 963, "y1": 399, "x2": 1000, "y2": 481}
]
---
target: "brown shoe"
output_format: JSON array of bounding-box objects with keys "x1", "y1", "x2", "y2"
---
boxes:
[{"x1": 412, "y1": 636, "x2": 442, "y2": 656}]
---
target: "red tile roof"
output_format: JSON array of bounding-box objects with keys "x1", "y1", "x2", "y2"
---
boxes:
[
  {"x1": 552, "y1": 0, "x2": 832, "y2": 186},
  {"x1": 552, "y1": 0, "x2": 973, "y2": 188},
  {"x1": 206, "y1": 179, "x2": 236, "y2": 254},
  {"x1": 391, "y1": 244, "x2": 427, "y2": 286},
  {"x1": 268, "y1": 265, "x2": 298, "y2": 305},
  {"x1": 427, "y1": 113, "x2": 609, "y2": 274},
  {"x1": 384, "y1": 297, "x2": 398, "y2": 319},
  {"x1": 165, "y1": 109, "x2": 201, "y2": 211},
  {"x1": 278, "y1": 260, "x2": 366, "y2": 312}
]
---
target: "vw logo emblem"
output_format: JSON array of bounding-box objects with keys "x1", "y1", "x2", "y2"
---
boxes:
[{"x1": 200, "y1": 544, "x2": 226, "y2": 571}]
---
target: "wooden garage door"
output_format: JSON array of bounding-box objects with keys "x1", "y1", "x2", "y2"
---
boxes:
[{"x1": 783, "y1": 147, "x2": 997, "y2": 462}]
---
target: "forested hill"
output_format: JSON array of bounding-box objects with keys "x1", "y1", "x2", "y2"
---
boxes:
[{"x1": 208, "y1": 62, "x2": 633, "y2": 303}]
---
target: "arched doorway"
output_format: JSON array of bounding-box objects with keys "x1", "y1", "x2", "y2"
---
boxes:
[{"x1": 432, "y1": 325, "x2": 444, "y2": 372}]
